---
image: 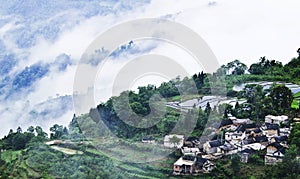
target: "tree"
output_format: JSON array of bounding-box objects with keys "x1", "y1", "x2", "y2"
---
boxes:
[
  {"x1": 12, "y1": 133, "x2": 28, "y2": 150},
  {"x1": 27, "y1": 126, "x2": 35, "y2": 134},
  {"x1": 35, "y1": 126, "x2": 48, "y2": 140},
  {"x1": 220, "y1": 60, "x2": 247, "y2": 75},
  {"x1": 288, "y1": 123, "x2": 300, "y2": 153},
  {"x1": 262, "y1": 96, "x2": 276, "y2": 116},
  {"x1": 241, "y1": 84, "x2": 265, "y2": 121},
  {"x1": 270, "y1": 85, "x2": 293, "y2": 114},
  {"x1": 17, "y1": 126, "x2": 22, "y2": 133},
  {"x1": 158, "y1": 81, "x2": 179, "y2": 97},
  {"x1": 8, "y1": 129, "x2": 13, "y2": 135},
  {"x1": 218, "y1": 103, "x2": 233, "y2": 118},
  {"x1": 50, "y1": 124, "x2": 64, "y2": 140},
  {"x1": 204, "y1": 102, "x2": 212, "y2": 116},
  {"x1": 231, "y1": 154, "x2": 240, "y2": 175},
  {"x1": 278, "y1": 145, "x2": 300, "y2": 178},
  {"x1": 249, "y1": 56, "x2": 282, "y2": 75},
  {"x1": 130, "y1": 102, "x2": 148, "y2": 116},
  {"x1": 69, "y1": 115, "x2": 83, "y2": 140},
  {"x1": 216, "y1": 65, "x2": 227, "y2": 76},
  {"x1": 169, "y1": 136, "x2": 181, "y2": 147},
  {"x1": 230, "y1": 60, "x2": 247, "y2": 75},
  {"x1": 63, "y1": 127, "x2": 69, "y2": 136},
  {"x1": 234, "y1": 102, "x2": 253, "y2": 119},
  {"x1": 249, "y1": 63, "x2": 264, "y2": 75}
]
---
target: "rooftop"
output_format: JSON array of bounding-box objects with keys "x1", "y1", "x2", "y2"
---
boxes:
[
  {"x1": 239, "y1": 148, "x2": 255, "y2": 154},
  {"x1": 196, "y1": 157, "x2": 208, "y2": 165},
  {"x1": 255, "y1": 135, "x2": 268, "y2": 143},
  {"x1": 273, "y1": 135, "x2": 288, "y2": 142},
  {"x1": 265, "y1": 123, "x2": 279, "y2": 130},
  {"x1": 265, "y1": 115, "x2": 288, "y2": 121},
  {"x1": 174, "y1": 156, "x2": 196, "y2": 166},
  {"x1": 209, "y1": 140, "x2": 222, "y2": 147},
  {"x1": 220, "y1": 119, "x2": 233, "y2": 127},
  {"x1": 267, "y1": 142, "x2": 287, "y2": 154}
]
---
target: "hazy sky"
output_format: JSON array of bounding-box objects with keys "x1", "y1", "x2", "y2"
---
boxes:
[{"x1": 147, "y1": 0, "x2": 300, "y2": 66}]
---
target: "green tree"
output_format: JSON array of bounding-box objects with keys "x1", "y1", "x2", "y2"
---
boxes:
[
  {"x1": 204, "y1": 102, "x2": 211, "y2": 114},
  {"x1": 221, "y1": 60, "x2": 248, "y2": 75},
  {"x1": 158, "y1": 81, "x2": 179, "y2": 97},
  {"x1": 16, "y1": 126, "x2": 22, "y2": 133},
  {"x1": 278, "y1": 145, "x2": 300, "y2": 178},
  {"x1": 230, "y1": 60, "x2": 248, "y2": 75},
  {"x1": 270, "y1": 85, "x2": 293, "y2": 114},
  {"x1": 288, "y1": 123, "x2": 300, "y2": 153},
  {"x1": 27, "y1": 126, "x2": 35, "y2": 134},
  {"x1": 35, "y1": 126, "x2": 48, "y2": 140},
  {"x1": 50, "y1": 124, "x2": 64, "y2": 140},
  {"x1": 241, "y1": 84, "x2": 265, "y2": 121},
  {"x1": 169, "y1": 136, "x2": 181, "y2": 147},
  {"x1": 12, "y1": 133, "x2": 28, "y2": 150},
  {"x1": 231, "y1": 155, "x2": 240, "y2": 175},
  {"x1": 218, "y1": 104, "x2": 233, "y2": 118},
  {"x1": 249, "y1": 56, "x2": 282, "y2": 75}
]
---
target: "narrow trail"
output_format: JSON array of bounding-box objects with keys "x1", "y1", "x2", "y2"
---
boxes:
[
  {"x1": 49, "y1": 145, "x2": 83, "y2": 155},
  {"x1": 45, "y1": 140, "x2": 83, "y2": 155}
]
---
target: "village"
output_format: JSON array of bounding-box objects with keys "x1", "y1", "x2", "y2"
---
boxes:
[{"x1": 157, "y1": 114, "x2": 300, "y2": 175}]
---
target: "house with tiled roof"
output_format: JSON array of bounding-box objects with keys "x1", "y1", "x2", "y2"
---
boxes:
[
  {"x1": 203, "y1": 140, "x2": 222, "y2": 154},
  {"x1": 270, "y1": 135, "x2": 288, "y2": 147},
  {"x1": 262, "y1": 123, "x2": 279, "y2": 137},
  {"x1": 265, "y1": 142, "x2": 287, "y2": 165}
]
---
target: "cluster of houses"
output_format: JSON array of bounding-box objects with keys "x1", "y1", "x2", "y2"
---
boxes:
[{"x1": 166, "y1": 114, "x2": 294, "y2": 175}]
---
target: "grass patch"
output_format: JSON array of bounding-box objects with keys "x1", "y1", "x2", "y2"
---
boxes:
[
  {"x1": 292, "y1": 92, "x2": 300, "y2": 109},
  {"x1": 1, "y1": 150, "x2": 22, "y2": 163},
  {"x1": 292, "y1": 99, "x2": 299, "y2": 109},
  {"x1": 294, "y1": 91, "x2": 300, "y2": 98}
]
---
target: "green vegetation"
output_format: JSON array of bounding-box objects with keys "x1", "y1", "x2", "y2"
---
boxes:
[
  {"x1": 0, "y1": 126, "x2": 176, "y2": 178},
  {"x1": 292, "y1": 92, "x2": 300, "y2": 109}
]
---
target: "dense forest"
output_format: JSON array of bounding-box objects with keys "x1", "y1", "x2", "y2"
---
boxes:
[{"x1": 1, "y1": 53, "x2": 300, "y2": 178}]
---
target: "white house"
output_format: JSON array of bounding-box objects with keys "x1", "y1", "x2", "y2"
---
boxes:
[
  {"x1": 265, "y1": 115, "x2": 288, "y2": 125},
  {"x1": 225, "y1": 131, "x2": 246, "y2": 143},
  {"x1": 173, "y1": 155, "x2": 196, "y2": 174},
  {"x1": 230, "y1": 117, "x2": 253, "y2": 125},
  {"x1": 279, "y1": 127, "x2": 291, "y2": 136}
]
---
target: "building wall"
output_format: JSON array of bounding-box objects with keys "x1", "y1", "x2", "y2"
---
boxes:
[
  {"x1": 265, "y1": 155, "x2": 283, "y2": 165},
  {"x1": 266, "y1": 146, "x2": 277, "y2": 154},
  {"x1": 267, "y1": 130, "x2": 278, "y2": 137},
  {"x1": 173, "y1": 165, "x2": 181, "y2": 173}
]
